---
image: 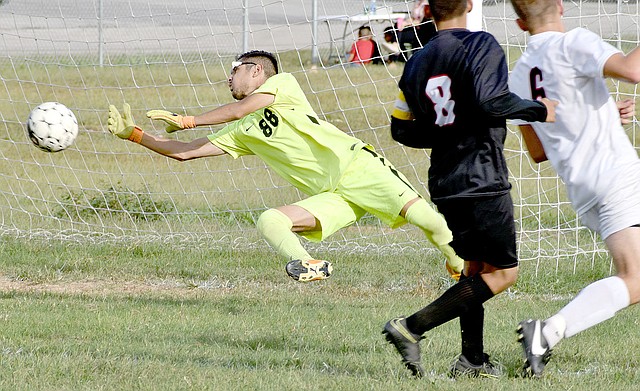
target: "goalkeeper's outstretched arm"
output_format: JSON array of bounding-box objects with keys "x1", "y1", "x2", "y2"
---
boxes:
[
  {"x1": 147, "y1": 92, "x2": 275, "y2": 133},
  {"x1": 195, "y1": 92, "x2": 274, "y2": 126},
  {"x1": 108, "y1": 103, "x2": 226, "y2": 161},
  {"x1": 138, "y1": 133, "x2": 226, "y2": 161}
]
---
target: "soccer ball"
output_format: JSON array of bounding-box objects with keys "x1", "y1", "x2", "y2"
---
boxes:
[{"x1": 26, "y1": 102, "x2": 78, "y2": 152}]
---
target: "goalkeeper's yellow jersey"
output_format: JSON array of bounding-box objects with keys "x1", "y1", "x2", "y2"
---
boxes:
[{"x1": 209, "y1": 73, "x2": 367, "y2": 195}]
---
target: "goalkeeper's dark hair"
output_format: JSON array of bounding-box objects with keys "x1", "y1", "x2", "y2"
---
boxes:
[{"x1": 237, "y1": 50, "x2": 279, "y2": 77}]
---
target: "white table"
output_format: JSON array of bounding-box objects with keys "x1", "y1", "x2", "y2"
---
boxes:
[{"x1": 320, "y1": 9, "x2": 408, "y2": 64}]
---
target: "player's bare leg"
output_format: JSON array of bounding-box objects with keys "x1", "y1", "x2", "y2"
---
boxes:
[{"x1": 518, "y1": 227, "x2": 640, "y2": 377}]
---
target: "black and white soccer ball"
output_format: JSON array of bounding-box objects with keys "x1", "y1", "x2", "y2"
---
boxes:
[{"x1": 26, "y1": 102, "x2": 78, "y2": 152}]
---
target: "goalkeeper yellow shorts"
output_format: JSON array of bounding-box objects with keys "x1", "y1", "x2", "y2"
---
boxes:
[{"x1": 294, "y1": 147, "x2": 422, "y2": 242}]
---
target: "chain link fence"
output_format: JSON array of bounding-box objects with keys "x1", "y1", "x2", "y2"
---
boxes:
[{"x1": 0, "y1": 0, "x2": 413, "y2": 66}]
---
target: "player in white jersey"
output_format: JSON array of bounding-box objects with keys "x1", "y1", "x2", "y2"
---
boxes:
[
  {"x1": 106, "y1": 50, "x2": 464, "y2": 283},
  {"x1": 509, "y1": 0, "x2": 640, "y2": 377}
]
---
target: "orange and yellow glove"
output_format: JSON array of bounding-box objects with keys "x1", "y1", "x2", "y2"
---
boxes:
[
  {"x1": 108, "y1": 103, "x2": 143, "y2": 143},
  {"x1": 146, "y1": 110, "x2": 196, "y2": 133}
]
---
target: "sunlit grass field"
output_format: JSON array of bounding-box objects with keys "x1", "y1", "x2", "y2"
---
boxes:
[
  {"x1": 2, "y1": 50, "x2": 640, "y2": 389},
  {"x1": 1, "y1": 237, "x2": 639, "y2": 390}
]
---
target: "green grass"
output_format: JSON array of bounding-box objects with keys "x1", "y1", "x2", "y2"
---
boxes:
[{"x1": 0, "y1": 237, "x2": 638, "y2": 390}]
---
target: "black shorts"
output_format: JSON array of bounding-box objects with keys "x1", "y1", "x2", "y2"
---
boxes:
[{"x1": 434, "y1": 193, "x2": 518, "y2": 269}]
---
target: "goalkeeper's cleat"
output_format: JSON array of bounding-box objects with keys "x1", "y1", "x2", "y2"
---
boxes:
[
  {"x1": 446, "y1": 261, "x2": 461, "y2": 281},
  {"x1": 285, "y1": 259, "x2": 332, "y2": 282},
  {"x1": 517, "y1": 319, "x2": 552, "y2": 378},
  {"x1": 449, "y1": 353, "x2": 502, "y2": 379},
  {"x1": 382, "y1": 317, "x2": 425, "y2": 378}
]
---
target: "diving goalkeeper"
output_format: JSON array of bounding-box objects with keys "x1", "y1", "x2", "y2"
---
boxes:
[{"x1": 107, "y1": 50, "x2": 462, "y2": 282}]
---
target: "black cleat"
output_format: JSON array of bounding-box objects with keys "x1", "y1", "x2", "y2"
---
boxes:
[
  {"x1": 382, "y1": 317, "x2": 425, "y2": 378},
  {"x1": 517, "y1": 319, "x2": 552, "y2": 377},
  {"x1": 449, "y1": 353, "x2": 502, "y2": 379}
]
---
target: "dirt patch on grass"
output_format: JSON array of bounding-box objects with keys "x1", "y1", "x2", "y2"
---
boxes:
[{"x1": 0, "y1": 276, "x2": 213, "y2": 296}]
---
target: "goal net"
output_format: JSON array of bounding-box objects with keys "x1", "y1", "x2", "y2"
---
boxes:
[{"x1": 0, "y1": 0, "x2": 637, "y2": 271}]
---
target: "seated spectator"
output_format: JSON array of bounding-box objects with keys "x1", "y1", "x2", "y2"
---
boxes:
[
  {"x1": 379, "y1": 26, "x2": 401, "y2": 63},
  {"x1": 347, "y1": 25, "x2": 375, "y2": 65}
]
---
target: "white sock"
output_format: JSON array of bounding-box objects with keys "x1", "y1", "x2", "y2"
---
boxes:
[
  {"x1": 555, "y1": 276, "x2": 630, "y2": 340},
  {"x1": 542, "y1": 314, "x2": 566, "y2": 349}
]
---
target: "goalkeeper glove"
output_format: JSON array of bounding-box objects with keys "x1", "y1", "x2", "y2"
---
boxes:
[
  {"x1": 108, "y1": 103, "x2": 144, "y2": 143},
  {"x1": 146, "y1": 109, "x2": 196, "y2": 133}
]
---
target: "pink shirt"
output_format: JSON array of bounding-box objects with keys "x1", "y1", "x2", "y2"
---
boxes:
[{"x1": 349, "y1": 39, "x2": 375, "y2": 64}]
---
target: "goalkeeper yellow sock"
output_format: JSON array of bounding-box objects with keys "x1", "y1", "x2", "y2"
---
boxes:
[
  {"x1": 404, "y1": 199, "x2": 452, "y2": 247},
  {"x1": 404, "y1": 199, "x2": 463, "y2": 273},
  {"x1": 256, "y1": 208, "x2": 313, "y2": 261}
]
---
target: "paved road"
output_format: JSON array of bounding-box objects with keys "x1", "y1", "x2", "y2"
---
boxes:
[
  {"x1": 0, "y1": 1, "x2": 637, "y2": 61},
  {"x1": 0, "y1": 1, "x2": 408, "y2": 58}
]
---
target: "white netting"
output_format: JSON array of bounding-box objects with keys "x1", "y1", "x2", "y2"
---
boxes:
[{"x1": 0, "y1": 0, "x2": 638, "y2": 270}]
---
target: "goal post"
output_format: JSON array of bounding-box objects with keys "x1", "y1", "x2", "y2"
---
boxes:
[
  {"x1": 468, "y1": 0, "x2": 482, "y2": 31},
  {"x1": 0, "y1": 1, "x2": 636, "y2": 273}
]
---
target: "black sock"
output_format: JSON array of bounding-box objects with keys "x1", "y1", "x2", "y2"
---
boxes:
[
  {"x1": 458, "y1": 274, "x2": 485, "y2": 365},
  {"x1": 460, "y1": 304, "x2": 484, "y2": 365},
  {"x1": 405, "y1": 274, "x2": 494, "y2": 336},
  {"x1": 460, "y1": 274, "x2": 484, "y2": 365}
]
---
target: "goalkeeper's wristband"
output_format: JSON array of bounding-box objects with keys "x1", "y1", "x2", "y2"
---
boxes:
[
  {"x1": 182, "y1": 116, "x2": 196, "y2": 129},
  {"x1": 128, "y1": 126, "x2": 144, "y2": 143}
]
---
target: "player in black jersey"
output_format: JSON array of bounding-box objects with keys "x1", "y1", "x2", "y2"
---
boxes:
[{"x1": 382, "y1": 0, "x2": 557, "y2": 378}]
